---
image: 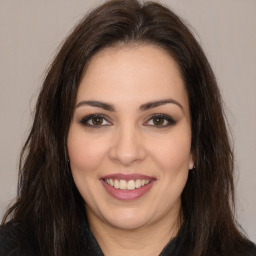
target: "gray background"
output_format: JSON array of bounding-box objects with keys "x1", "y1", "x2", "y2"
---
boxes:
[{"x1": 0, "y1": 0, "x2": 255, "y2": 242}]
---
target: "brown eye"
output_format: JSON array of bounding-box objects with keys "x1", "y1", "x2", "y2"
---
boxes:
[
  {"x1": 145, "y1": 114, "x2": 176, "y2": 128},
  {"x1": 92, "y1": 117, "x2": 104, "y2": 125},
  {"x1": 152, "y1": 117, "x2": 165, "y2": 126},
  {"x1": 79, "y1": 114, "x2": 111, "y2": 128}
]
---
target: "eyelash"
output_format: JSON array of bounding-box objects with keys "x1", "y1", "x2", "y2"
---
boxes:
[
  {"x1": 79, "y1": 113, "x2": 177, "y2": 129},
  {"x1": 146, "y1": 114, "x2": 177, "y2": 127}
]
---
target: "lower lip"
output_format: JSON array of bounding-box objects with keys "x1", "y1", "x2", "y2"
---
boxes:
[{"x1": 101, "y1": 180, "x2": 155, "y2": 201}]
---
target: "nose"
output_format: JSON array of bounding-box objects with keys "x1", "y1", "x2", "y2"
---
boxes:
[{"x1": 108, "y1": 125, "x2": 146, "y2": 166}]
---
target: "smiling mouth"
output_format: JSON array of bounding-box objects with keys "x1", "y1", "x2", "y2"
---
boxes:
[
  {"x1": 104, "y1": 179, "x2": 150, "y2": 190},
  {"x1": 101, "y1": 174, "x2": 155, "y2": 200}
]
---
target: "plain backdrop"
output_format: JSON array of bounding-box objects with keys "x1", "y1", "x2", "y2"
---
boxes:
[{"x1": 0, "y1": 0, "x2": 255, "y2": 242}]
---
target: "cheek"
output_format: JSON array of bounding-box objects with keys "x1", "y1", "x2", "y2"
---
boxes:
[
  {"x1": 67, "y1": 128, "x2": 109, "y2": 174},
  {"x1": 149, "y1": 130, "x2": 192, "y2": 173}
]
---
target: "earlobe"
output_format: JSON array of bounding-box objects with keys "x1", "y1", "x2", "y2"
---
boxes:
[{"x1": 188, "y1": 154, "x2": 194, "y2": 170}]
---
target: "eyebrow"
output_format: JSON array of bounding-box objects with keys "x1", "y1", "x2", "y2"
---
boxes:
[
  {"x1": 140, "y1": 99, "x2": 183, "y2": 112},
  {"x1": 76, "y1": 100, "x2": 115, "y2": 111},
  {"x1": 76, "y1": 99, "x2": 184, "y2": 112}
]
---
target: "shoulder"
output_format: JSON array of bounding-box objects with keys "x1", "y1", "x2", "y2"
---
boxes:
[
  {"x1": 0, "y1": 222, "x2": 37, "y2": 256},
  {"x1": 0, "y1": 222, "x2": 20, "y2": 256},
  {"x1": 228, "y1": 238, "x2": 256, "y2": 256},
  {"x1": 245, "y1": 240, "x2": 256, "y2": 256}
]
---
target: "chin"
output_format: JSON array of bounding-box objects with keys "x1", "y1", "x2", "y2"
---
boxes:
[
  {"x1": 107, "y1": 215, "x2": 149, "y2": 230},
  {"x1": 99, "y1": 207, "x2": 153, "y2": 230}
]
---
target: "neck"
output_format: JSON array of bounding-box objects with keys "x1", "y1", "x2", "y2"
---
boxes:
[{"x1": 87, "y1": 211, "x2": 181, "y2": 256}]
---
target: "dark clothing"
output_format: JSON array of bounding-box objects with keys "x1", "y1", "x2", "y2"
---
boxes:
[
  {"x1": 0, "y1": 220, "x2": 178, "y2": 256},
  {"x1": 1, "y1": 220, "x2": 256, "y2": 256},
  {"x1": 80, "y1": 220, "x2": 178, "y2": 256}
]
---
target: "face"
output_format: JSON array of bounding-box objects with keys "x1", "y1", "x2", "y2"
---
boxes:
[{"x1": 67, "y1": 45, "x2": 193, "y2": 231}]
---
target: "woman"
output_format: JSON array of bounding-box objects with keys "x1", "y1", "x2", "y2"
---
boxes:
[{"x1": 1, "y1": 0, "x2": 255, "y2": 255}]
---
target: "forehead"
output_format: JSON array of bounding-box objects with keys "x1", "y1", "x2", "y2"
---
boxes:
[{"x1": 77, "y1": 45, "x2": 189, "y2": 113}]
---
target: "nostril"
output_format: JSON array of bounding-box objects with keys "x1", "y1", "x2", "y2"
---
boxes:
[{"x1": 109, "y1": 148, "x2": 145, "y2": 165}]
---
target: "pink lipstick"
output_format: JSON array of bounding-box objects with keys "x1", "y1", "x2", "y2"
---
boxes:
[{"x1": 100, "y1": 173, "x2": 156, "y2": 201}]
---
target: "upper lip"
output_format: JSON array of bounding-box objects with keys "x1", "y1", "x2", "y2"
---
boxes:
[{"x1": 101, "y1": 173, "x2": 156, "y2": 181}]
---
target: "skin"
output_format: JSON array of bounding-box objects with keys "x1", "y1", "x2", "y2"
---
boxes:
[{"x1": 67, "y1": 45, "x2": 194, "y2": 256}]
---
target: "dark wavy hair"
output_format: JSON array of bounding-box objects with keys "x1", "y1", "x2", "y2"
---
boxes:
[{"x1": 2, "y1": 0, "x2": 252, "y2": 255}]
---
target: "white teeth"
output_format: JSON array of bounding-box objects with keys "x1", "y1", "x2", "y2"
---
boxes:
[
  {"x1": 119, "y1": 180, "x2": 127, "y2": 190},
  {"x1": 105, "y1": 178, "x2": 150, "y2": 190},
  {"x1": 135, "y1": 179, "x2": 141, "y2": 188},
  {"x1": 114, "y1": 179, "x2": 119, "y2": 189},
  {"x1": 127, "y1": 180, "x2": 135, "y2": 190}
]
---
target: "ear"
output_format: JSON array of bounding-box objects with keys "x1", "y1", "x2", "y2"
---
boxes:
[{"x1": 188, "y1": 153, "x2": 194, "y2": 170}]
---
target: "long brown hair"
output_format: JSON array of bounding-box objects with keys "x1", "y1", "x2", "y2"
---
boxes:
[{"x1": 2, "y1": 0, "x2": 252, "y2": 255}]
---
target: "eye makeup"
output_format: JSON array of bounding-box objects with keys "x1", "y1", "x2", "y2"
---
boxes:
[
  {"x1": 79, "y1": 114, "x2": 112, "y2": 128},
  {"x1": 78, "y1": 113, "x2": 177, "y2": 129},
  {"x1": 144, "y1": 113, "x2": 177, "y2": 128}
]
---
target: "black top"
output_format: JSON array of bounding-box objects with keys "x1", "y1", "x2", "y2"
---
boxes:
[
  {"x1": 0, "y1": 220, "x2": 179, "y2": 256},
  {"x1": 0, "y1": 220, "x2": 256, "y2": 256},
  {"x1": 80, "y1": 221, "x2": 178, "y2": 256}
]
